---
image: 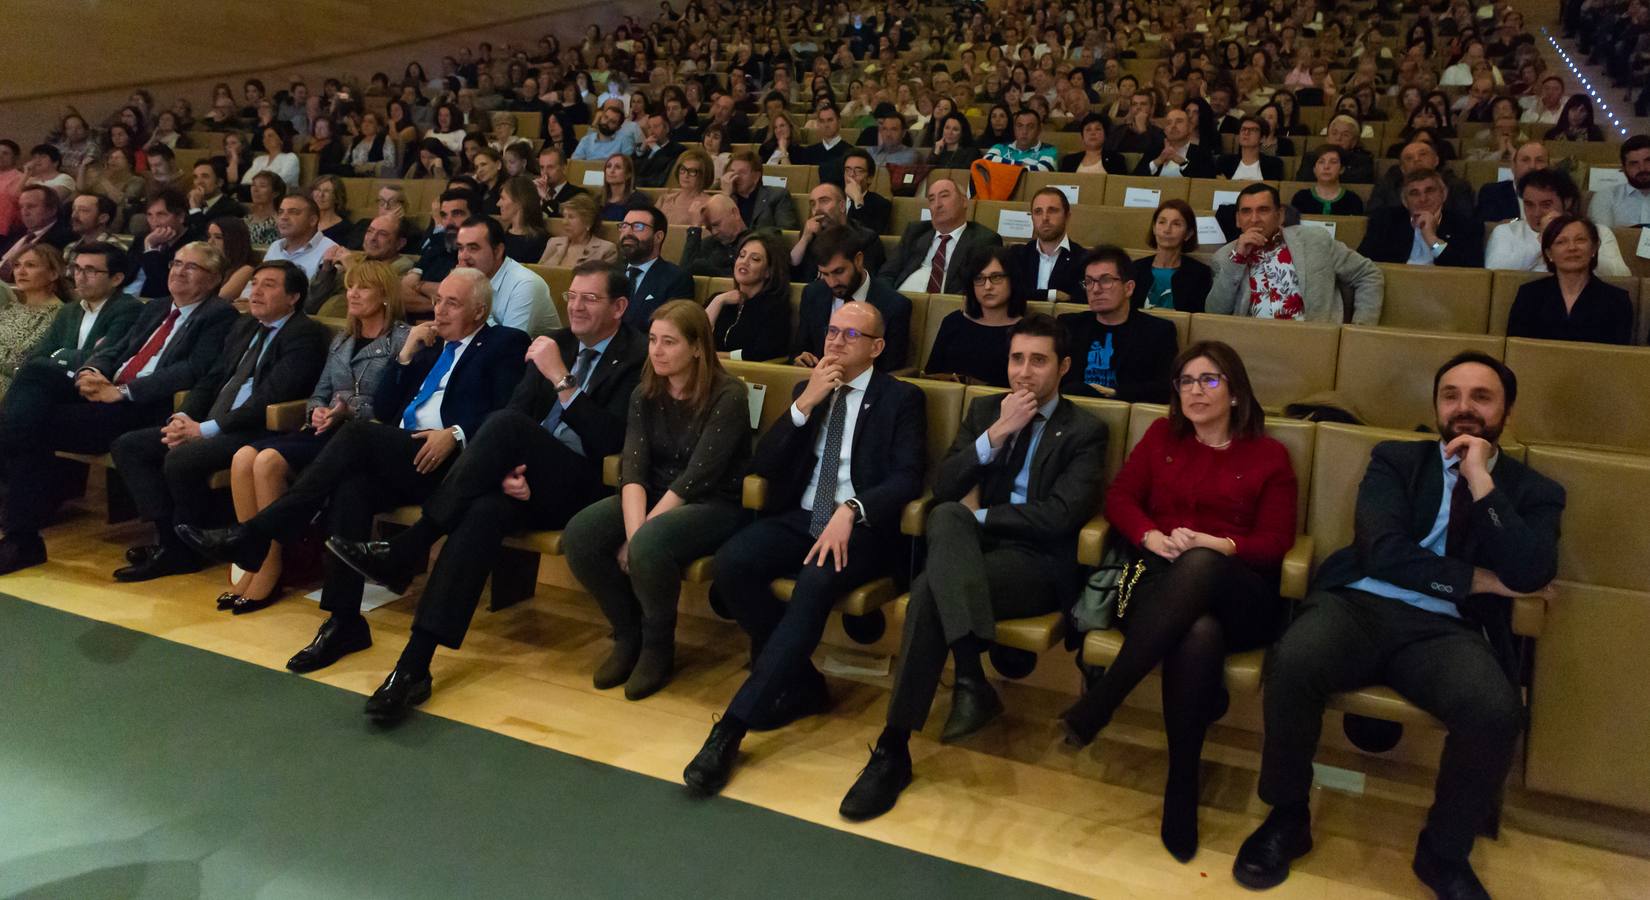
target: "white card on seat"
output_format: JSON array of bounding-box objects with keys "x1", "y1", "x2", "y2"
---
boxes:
[
  {"x1": 762, "y1": 174, "x2": 788, "y2": 188},
  {"x1": 1195, "y1": 216, "x2": 1227, "y2": 245},
  {"x1": 1050, "y1": 184, "x2": 1080, "y2": 203},
  {"x1": 581, "y1": 169, "x2": 604, "y2": 186},
  {"x1": 1212, "y1": 190, "x2": 1240, "y2": 208},
  {"x1": 1123, "y1": 187, "x2": 1162, "y2": 208},
  {"x1": 997, "y1": 210, "x2": 1034, "y2": 239},
  {"x1": 1300, "y1": 219, "x2": 1338, "y2": 237}
]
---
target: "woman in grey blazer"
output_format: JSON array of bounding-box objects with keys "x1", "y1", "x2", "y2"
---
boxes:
[{"x1": 215, "y1": 260, "x2": 412, "y2": 614}]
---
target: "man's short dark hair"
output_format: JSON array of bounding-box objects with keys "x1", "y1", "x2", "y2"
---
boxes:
[
  {"x1": 1031, "y1": 186, "x2": 1070, "y2": 214},
  {"x1": 1014, "y1": 108, "x2": 1043, "y2": 125},
  {"x1": 571, "y1": 260, "x2": 629, "y2": 300},
  {"x1": 459, "y1": 215, "x2": 508, "y2": 247},
  {"x1": 438, "y1": 187, "x2": 477, "y2": 209},
  {"x1": 194, "y1": 156, "x2": 228, "y2": 183},
  {"x1": 74, "y1": 241, "x2": 128, "y2": 279},
  {"x1": 1237, "y1": 181, "x2": 1282, "y2": 208},
  {"x1": 1515, "y1": 168, "x2": 1579, "y2": 207},
  {"x1": 147, "y1": 143, "x2": 175, "y2": 164},
  {"x1": 1434, "y1": 351, "x2": 1518, "y2": 409},
  {"x1": 1621, "y1": 134, "x2": 1650, "y2": 164},
  {"x1": 813, "y1": 224, "x2": 864, "y2": 266},
  {"x1": 29, "y1": 144, "x2": 61, "y2": 165},
  {"x1": 253, "y1": 259, "x2": 309, "y2": 298},
  {"x1": 149, "y1": 188, "x2": 189, "y2": 217},
  {"x1": 76, "y1": 192, "x2": 118, "y2": 225},
  {"x1": 0, "y1": 139, "x2": 19, "y2": 156},
  {"x1": 626, "y1": 202, "x2": 668, "y2": 234},
  {"x1": 1080, "y1": 243, "x2": 1133, "y2": 277},
  {"x1": 1008, "y1": 312, "x2": 1069, "y2": 361},
  {"x1": 18, "y1": 183, "x2": 60, "y2": 211},
  {"x1": 279, "y1": 192, "x2": 320, "y2": 218},
  {"x1": 844, "y1": 147, "x2": 875, "y2": 175}
]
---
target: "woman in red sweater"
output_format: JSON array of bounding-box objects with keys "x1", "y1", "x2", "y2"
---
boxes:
[{"x1": 1061, "y1": 340, "x2": 1297, "y2": 863}]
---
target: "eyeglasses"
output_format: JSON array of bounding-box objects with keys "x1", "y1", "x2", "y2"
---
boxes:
[
  {"x1": 1173, "y1": 373, "x2": 1226, "y2": 392},
  {"x1": 618, "y1": 221, "x2": 652, "y2": 233},
  {"x1": 69, "y1": 265, "x2": 110, "y2": 277},
  {"x1": 972, "y1": 272, "x2": 1008, "y2": 286},
  {"x1": 168, "y1": 260, "x2": 209, "y2": 275},
  {"x1": 562, "y1": 291, "x2": 610, "y2": 304},
  {"x1": 825, "y1": 325, "x2": 881, "y2": 342},
  {"x1": 677, "y1": 166, "x2": 704, "y2": 177},
  {"x1": 1081, "y1": 275, "x2": 1124, "y2": 290}
]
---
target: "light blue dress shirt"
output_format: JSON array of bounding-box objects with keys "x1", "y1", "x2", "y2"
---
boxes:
[
  {"x1": 970, "y1": 395, "x2": 1060, "y2": 522},
  {"x1": 199, "y1": 312, "x2": 293, "y2": 437}
]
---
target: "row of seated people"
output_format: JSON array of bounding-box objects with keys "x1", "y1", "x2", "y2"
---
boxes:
[{"x1": 75, "y1": 252, "x2": 1553, "y2": 900}]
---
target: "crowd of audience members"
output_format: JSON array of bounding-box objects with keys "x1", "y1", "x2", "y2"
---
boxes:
[{"x1": 0, "y1": 0, "x2": 1628, "y2": 895}]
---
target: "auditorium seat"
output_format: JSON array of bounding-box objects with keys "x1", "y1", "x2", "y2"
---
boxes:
[
  {"x1": 1187, "y1": 178, "x2": 1272, "y2": 211},
  {"x1": 1141, "y1": 307, "x2": 1191, "y2": 346},
  {"x1": 1066, "y1": 205, "x2": 1155, "y2": 248},
  {"x1": 525, "y1": 265, "x2": 573, "y2": 325},
  {"x1": 1186, "y1": 314, "x2": 1341, "y2": 411},
  {"x1": 1021, "y1": 171, "x2": 1108, "y2": 205},
  {"x1": 1296, "y1": 214, "x2": 1368, "y2": 250},
  {"x1": 917, "y1": 294, "x2": 964, "y2": 373},
  {"x1": 1334, "y1": 326, "x2": 1505, "y2": 432},
  {"x1": 1377, "y1": 265, "x2": 1493, "y2": 334},
  {"x1": 970, "y1": 200, "x2": 1031, "y2": 243},
  {"x1": 1503, "y1": 338, "x2": 1650, "y2": 453},
  {"x1": 889, "y1": 196, "x2": 929, "y2": 235}
]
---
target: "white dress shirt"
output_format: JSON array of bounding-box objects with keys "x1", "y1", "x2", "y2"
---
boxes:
[
  {"x1": 1035, "y1": 236, "x2": 1071, "y2": 297},
  {"x1": 794, "y1": 366, "x2": 873, "y2": 513},
  {"x1": 1587, "y1": 182, "x2": 1650, "y2": 229},
  {"x1": 898, "y1": 223, "x2": 967, "y2": 293},
  {"x1": 76, "y1": 297, "x2": 107, "y2": 349},
  {"x1": 1484, "y1": 219, "x2": 1631, "y2": 277},
  {"x1": 254, "y1": 231, "x2": 339, "y2": 296}
]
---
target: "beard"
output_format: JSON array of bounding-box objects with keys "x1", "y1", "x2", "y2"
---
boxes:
[
  {"x1": 597, "y1": 121, "x2": 618, "y2": 137},
  {"x1": 1629, "y1": 170, "x2": 1650, "y2": 191},
  {"x1": 619, "y1": 235, "x2": 643, "y2": 262},
  {"x1": 1439, "y1": 411, "x2": 1504, "y2": 445}
]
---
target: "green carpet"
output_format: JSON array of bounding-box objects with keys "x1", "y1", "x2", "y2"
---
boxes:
[{"x1": 0, "y1": 596, "x2": 1073, "y2": 899}]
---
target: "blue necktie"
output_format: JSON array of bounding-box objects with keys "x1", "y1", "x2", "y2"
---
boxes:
[{"x1": 401, "y1": 340, "x2": 460, "y2": 430}]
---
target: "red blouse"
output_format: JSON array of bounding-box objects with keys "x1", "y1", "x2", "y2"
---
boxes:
[{"x1": 1105, "y1": 417, "x2": 1299, "y2": 569}]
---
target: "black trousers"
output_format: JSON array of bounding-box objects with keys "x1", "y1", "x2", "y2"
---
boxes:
[
  {"x1": 0, "y1": 358, "x2": 172, "y2": 537},
  {"x1": 1258, "y1": 588, "x2": 1523, "y2": 862},
  {"x1": 247, "y1": 420, "x2": 454, "y2": 615},
  {"x1": 716, "y1": 507, "x2": 895, "y2": 721},
  {"x1": 411, "y1": 410, "x2": 605, "y2": 648},
  {"x1": 109, "y1": 426, "x2": 267, "y2": 550},
  {"x1": 885, "y1": 502, "x2": 1059, "y2": 731}
]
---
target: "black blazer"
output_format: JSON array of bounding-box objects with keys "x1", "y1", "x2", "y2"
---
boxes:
[
  {"x1": 506, "y1": 324, "x2": 646, "y2": 461},
  {"x1": 1357, "y1": 207, "x2": 1485, "y2": 268},
  {"x1": 1007, "y1": 238, "x2": 1086, "y2": 301},
  {"x1": 791, "y1": 276, "x2": 913, "y2": 371},
  {"x1": 1314, "y1": 439, "x2": 1566, "y2": 678},
  {"x1": 635, "y1": 141, "x2": 686, "y2": 188},
  {"x1": 374, "y1": 323, "x2": 530, "y2": 437},
  {"x1": 1132, "y1": 142, "x2": 1216, "y2": 178},
  {"x1": 1214, "y1": 153, "x2": 1285, "y2": 180},
  {"x1": 1475, "y1": 180, "x2": 1519, "y2": 223},
  {"x1": 928, "y1": 146, "x2": 982, "y2": 169},
  {"x1": 622, "y1": 258, "x2": 696, "y2": 329},
  {"x1": 752, "y1": 371, "x2": 926, "y2": 537},
  {"x1": 185, "y1": 194, "x2": 247, "y2": 241},
  {"x1": 1129, "y1": 255, "x2": 1214, "y2": 313},
  {"x1": 134, "y1": 238, "x2": 185, "y2": 299},
  {"x1": 85, "y1": 295, "x2": 240, "y2": 407},
  {"x1": 542, "y1": 182, "x2": 586, "y2": 218},
  {"x1": 180, "y1": 311, "x2": 331, "y2": 433},
  {"x1": 931, "y1": 394, "x2": 1109, "y2": 607},
  {"x1": 847, "y1": 192, "x2": 892, "y2": 235},
  {"x1": 794, "y1": 140, "x2": 852, "y2": 168},
  {"x1": 1057, "y1": 150, "x2": 1127, "y2": 174},
  {"x1": 879, "y1": 220, "x2": 1003, "y2": 295}
]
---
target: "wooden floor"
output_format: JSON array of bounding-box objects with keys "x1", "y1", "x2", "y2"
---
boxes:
[{"x1": 6, "y1": 491, "x2": 1649, "y2": 899}]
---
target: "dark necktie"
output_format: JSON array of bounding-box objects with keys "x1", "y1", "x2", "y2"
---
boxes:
[
  {"x1": 987, "y1": 414, "x2": 1043, "y2": 506},
  {"x1": 808, "y1": 386, "x2": 849, "y2": 537},
  {"x1": 926, "y1": 232, "x2": 952, "y2": 293},
  {"x1": 1445, "y1": 464, "x2": 1473, "y2": 558},
  {"x1": 208, "y1": 325, "x2": 273, "y2": 422},
  {"x1": 542, "y1": 347, "x2": 600, "y2": 433},
  {"x1": 627, "y1": 265, "x2": 642, "y2": 298}
]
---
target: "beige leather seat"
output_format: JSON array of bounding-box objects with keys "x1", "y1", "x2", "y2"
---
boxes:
[
  {"x1": 1379, "y1": 265, "x2": 1493, "y2": 334},
  {"x1": 1502, "y1": 338, "x2": 1650, "y2": 453},
  {"x1": 1186, "y1": 314, "x2": 1341, "y2": 411},
  {"x1": 1333, "y1": 326, "x2": 1505, "y2": 432}
]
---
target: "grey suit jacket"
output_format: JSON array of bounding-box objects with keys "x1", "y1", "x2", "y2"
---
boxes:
[
  {"x1": 1206, "y1": 225, "x2": 1385, "y2": 324},
  {"x1": 879, "y1": 221, "x2": 1003, "y2": 294}
]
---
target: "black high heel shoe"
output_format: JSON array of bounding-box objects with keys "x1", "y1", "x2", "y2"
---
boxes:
[{"x1": 216, "y1": 591, "x2": 241, "y2": 611}]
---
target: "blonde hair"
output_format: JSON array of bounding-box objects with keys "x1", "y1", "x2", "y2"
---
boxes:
[
  {"x1": 341, "y1": 258, "x2": 406, "y2": 337},
  {"x1": 17, "y1": 244, "x2": 72, "y2": 301}
]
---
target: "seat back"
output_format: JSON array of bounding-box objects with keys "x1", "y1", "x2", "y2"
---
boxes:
[
  {"x1": 971, "y1": 200, "x2": 1031, "y2": 245},
  {"x1": 1021, "y1": 171, "x2": 1107, "y2": 206},
  {"x1": 1187, "y1": 178, "x2": 1271, "y2": 211},
  {"x1": 1296, "y1": 215, "x2": 1368, "y2": 251},
  {"x1": 722, "y1": 360, "x2": 812, "y2": 434},
  {"x1": 1377, "y1": 265, "x2": 1493, "y2": 334},
  {"x1": 919, "y1": 294, "x2": 964, "y2": 373},
  {"x1": 1065, "y1": 205, "x2": 1155, "y2": 248},
  {"x1": 1100, "y1": 175, "x2": 1191, "y2": 207},
  {"x1": 1488, "y1": 273, "x2": 1642, "y2": 342},
  {"x1": 1334, "y1": 326, "x2": 1505, "y2": 432},
  {"x1": 1503, "y1": 338, "x2": 1650, "y2": 453},
  {"x1": 899, "y1": 377, "x2": 968, "y2": 474},
  {"x1": 1142, "y1": 308, "x2": 1191, "y2": 346},
  {"x1": 1186, "y1": 314, "x2": 1341, "y2": 410},
  {"x1": 1525, "y1": 445, "x2": 1650, "y2": 591},
  {"x1": 1306, "y1": 423, "x2": 1448, "y2": 568},
  {"x1": 888, "y1": 196, "x2": 929, "y2": 235},
  {"x1": 525, "y1": 265, "x2": 573, "y2": 325}
]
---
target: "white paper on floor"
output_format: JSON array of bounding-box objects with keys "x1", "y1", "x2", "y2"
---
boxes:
[{"x1": 304, "y1": 584, "x2": 401, "y2": 613}]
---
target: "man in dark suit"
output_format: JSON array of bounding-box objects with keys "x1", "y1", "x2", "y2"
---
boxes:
[
  {"x1": 1357, "y1": 169, "x2": 1484, "y2": 268},
  {"x1": 879, "y1": 176, "x2": 1003, "y2": 294},
  {"x1": 792, "y1": 225, "x2": 912, "y2": 371},
  {"x1": 1208, "y1": 85, "x2": 1245, "y2": 135},
  {"x1": 1474, "y1": 140, "x2": 1548, "y2": 223},
  {"x1": 1007, "y1": 187, "x2": 1086, "y2": 301},
  {"x1": 841, "y1": 149, "x2": 893, "y2": 235},
  {"x1": 184, "y1": 158, "x2": 246, "y2": 241},
  {"x1": 108, "y1": 261, "x2": 330, "y2": 583},
  {"x1": 789, "y1": 182, "x2": 886, "y2": 283},
  {"x1": 838, "y1": 313, "x2": 1108, "y2": 820},
  {"x1": 721, "y1": 150, "x2": 801, "y2": 231},
  {"x1": 130, "y1": 190, "x2": 193, "y2": 299},
  {"x1": 26, "y1": 241, "x2": 143, "y2": 369},
  {"x1": 618, "y1": 204, "x2": 695, "y2": 328},
  {"x1": 534, "y1": 146, "x2": 585, "y2": 218},
  {"x1": 1234, "y1": 352, "x2": 1564, "y2": 899},
  {"x1": 633, "y1": 112, "x2": 686, "y2": 189},
  {"x1": 0, "y1": 185, "x2": 73, "y2": 264},
  {"x1": 1133, "y1": 108, "x2": 1216, "y2": 178},
  {"x1": 0, "y1": 240, "x2": 240, "y2": 574},
  {"x1": 179, "y1": 268, "x2": 529, "y2": 678},
  {"x1": 326, "y1": 261, "x2": 646, "y2": 722},
  {"x1": 683, "y1": 301, "x2": 927, "y2": 795}
]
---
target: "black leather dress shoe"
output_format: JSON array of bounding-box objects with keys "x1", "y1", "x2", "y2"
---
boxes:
[
  {"x1": 326, "y1": 537, "x2": 416, "y2": 594},
  {"x1": 286, "y1": 617, "x2": 372, "y2": 674},
  {"x1": 364, "y1": 669, "x2": 432, "y2": 723},
  {"x1": 1412, "y1": 833, "x2": 1491, "y2": 900},
  {"x1": 0, "y1": 534, "x2": 47, "y2": 576},
  {"x1": 748, "y1": 674, "x2": 830, "y2": 732},
  {"x1": 682, "y1": 720, "x2": 744, "y2": 796},
  {"x1": 230, "y1": 593, "x2": 280, "y2": 616},
  {"x1": 1232, "y1": 808, "x2": 1314, "y2": 890},
  {"x1": 113, "y1": 546, "x2": 206, "y2": 582},
  {"x1": 174, "y1": 524, "x2": 269, "y2": 573},
  {"x1": 839, "y1": 745, "x2": 914, "y2": 821},
  {"x1": 126, "y1": 544, "x2": 160, "y2": 565},
  {"x1": 942, "y1": 675, "x2": 1004, "y2": 743}
]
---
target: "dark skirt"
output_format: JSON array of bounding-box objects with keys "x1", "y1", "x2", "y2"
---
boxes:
[{"x1": 249, "y1": 428, "x2": 336, "y2": 472}]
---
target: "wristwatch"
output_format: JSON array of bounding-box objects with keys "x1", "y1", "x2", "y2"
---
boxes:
[
  {"x1": 844, "y1": 498, "x2": 867, "y2": 525},
  {"x1": 1430, "y1": 240, "x2": 1449, "y2": 256},
  {"x1": 553, "y1": 373, "x2": 578, "y2": 392}
]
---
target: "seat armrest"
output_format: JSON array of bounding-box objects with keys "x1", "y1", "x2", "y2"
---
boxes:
[
  {"x1": 1280, "y1": 535, "x2": 1314, "y2": 601},
  {"x1": 265, "y1": 400, "x2": 307, "y2": 433},
  {"x1": 900, "y1": 493, "x2": 934, "y2": 536},
  {"x1": 1512, "y1": 592, "x2": 1546, "y2": 638},
  {"x1": 1077, "y1": 515, "x2": 1111, "y2": 566},
  {"x1": 602, "y1": 454, "x2": 621, "y2": 488},
  {"x1": 173, "y1": 390, "x2": 189, "y2": 411},
  {"x1": 742, "y1": 474, "x2": 769, "y2": 511}
]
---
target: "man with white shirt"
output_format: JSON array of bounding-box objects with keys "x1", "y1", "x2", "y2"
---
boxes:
[
  {"x1": 683, "y1": 300, "x2": 926, "y2": 796},
  {"x1": 1519, "y1": 76, "x2": 1567, "y2": 126},
  {"x1": 28, "y1": 242, "x2": 143, "y2": 370},
  {"x1": 255, "y1": 195, "x2": 338, "y2": 295},
  {"x1": 881, "y1": 176, "x2": 1003, "y2": 295},
  {"x1": 867, "y1": 106, "x2": 918, "y2": 167},
  {"x1": 453, "y1": 216, "x2": 559, "y2": 336},
  {"x1": 1007, "y1": 187, "x2": 1085, "y2": 301},
  {"x1": 1439, "y1": 39, "x2": 1503, "y2": 86},
  {"x1": 1586, "y1": 135, "x2": 1650, "y2": 229},
  {"x1": 0, "y1": 241, "x2": 239, "y2": 574},
  {"x1": 1485, "y1": 169, "x2": 1633, "y2": 276}
]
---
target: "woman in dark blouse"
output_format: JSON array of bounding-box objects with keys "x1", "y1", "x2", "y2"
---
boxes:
[
  {"x1": 1061, "y1": 340, "x2": 1297, "y2": 863},
  {"x1": 924, "y1": 245, "x2": 1022, "y2": 386},
  {"x1": 497, "y1": 176, "x2": 550, "y2": 263},
  {"x1": 1131, "y1": 199, "x2": 1213, "y2": 313},
  {"x1": 1288, "y1": 145, "x2": 1365, "y2": 216},
  {"x1": 926, "y1": 112, "x2": 982, "y2": 168},
  {"x1": 704, "y1": 231, "x2": 792, "y2": 362},
  {"x1": 564, "y1": 300, "x2": 750, "y2": 701},
  {"x1": 1507, "y1": 215, "x2": 1634, "y2": 345}
]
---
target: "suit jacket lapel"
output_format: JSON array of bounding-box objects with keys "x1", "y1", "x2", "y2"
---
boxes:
[
  {"x1": 849, "y1": 372, "x2": 882, "y2": 462},
  {"x1": 1027, "y1": 399, "x2": 1069, "y2": 498},
  {"x1": 581, "y1": 328, "x2": 629, "y2": 397},
  {"x1": 1414, "y1": 445, "x2": 1445, "y2": 539}
]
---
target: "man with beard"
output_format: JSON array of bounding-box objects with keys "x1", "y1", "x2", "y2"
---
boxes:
[
  {"x1": 1586, "y1": 134, "x2": 1650, "y2": 228},
  {"x1": 401, "y1": 189, "x2": 475, "y2": 317},
  {"x1": 615, "y1": 204, "x2": 693, "y2": 329},
  {"x1": 1234, "y1": 352, "x2": 1564, "y2": 900},
  {"x1": 571, "y1": 103, "x2": 637, "y2": 161},
  {"x1": 790, "y1": 225, "x2": 910, "y2": 371}
]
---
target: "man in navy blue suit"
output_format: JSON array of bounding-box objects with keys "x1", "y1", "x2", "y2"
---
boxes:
[
  {"x1": 617, "y1": 204, "x2": 694, "y2": 329},
  {"x1": 180, "y1": 268, "x2": 528, "y2": 682}
]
